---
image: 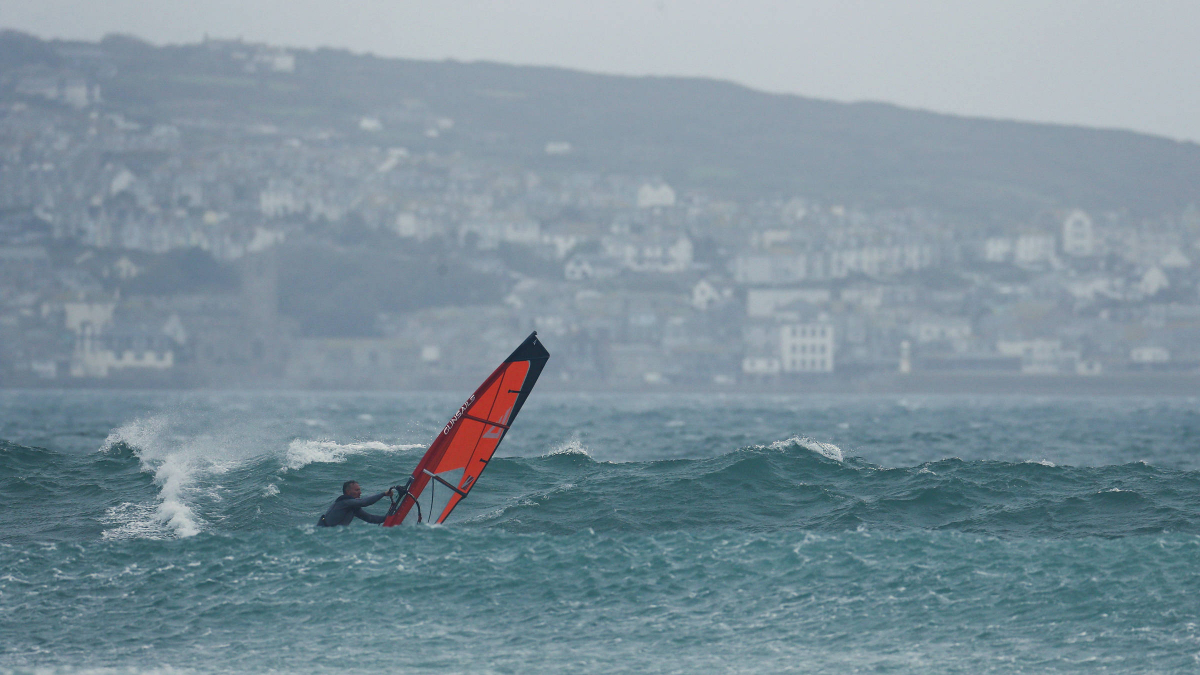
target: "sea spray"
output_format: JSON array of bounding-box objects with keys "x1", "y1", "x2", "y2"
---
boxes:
[
  {"x1": 100, "y1": 415, "x2": 288, "y2": 538},
  {"x1": 7, "y1": 392, "x2": 1200, "y2": 673},
  {"x1": 544, "y1": 437, "x2": 593, "y2": 458},
  {"x1": 767, "y1": 435, "x2": 844, "y2": 462},
  {"x1": 282, "y1": 439, "x2": 425, "y2": 471},
  {"x1": 100, "y1": 416, "x2": 206, "y2": 538}
]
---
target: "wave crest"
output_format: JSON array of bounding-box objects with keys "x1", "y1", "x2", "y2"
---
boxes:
[
  {"x1": 766, "y1": 436, "x2": 844, "y2": 462},
  {"x1": 282, "y1": 439, "x2": 424, "y2": 471},
  {"x1": 544, "y1": 438, "x2": 592, "y2": 458},
  {"x1": 100, "y1": 417, "x2": 207, "y2": 539}
]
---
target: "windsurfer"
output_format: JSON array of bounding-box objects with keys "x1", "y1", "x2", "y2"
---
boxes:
[{"x1": 316, "y1": 481, "x2": 394, "y2": 526}]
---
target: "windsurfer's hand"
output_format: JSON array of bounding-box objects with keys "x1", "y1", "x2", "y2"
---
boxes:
[{"x1": 385, "y1": 488, "x2": 395, "y2": 497}]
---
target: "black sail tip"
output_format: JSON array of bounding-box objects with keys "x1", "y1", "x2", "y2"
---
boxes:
[{"x1": 505, "y1": 331, "x2": 550, "y2": 363}]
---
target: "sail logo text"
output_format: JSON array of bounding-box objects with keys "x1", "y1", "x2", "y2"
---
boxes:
[{"x1": 443, "y1": 394, "x2": 476, "y2": 435}]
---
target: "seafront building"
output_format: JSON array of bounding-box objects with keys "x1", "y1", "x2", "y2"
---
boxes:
[{"x1": 2, "y1": 38, "x2": 1199, "y2": 390}]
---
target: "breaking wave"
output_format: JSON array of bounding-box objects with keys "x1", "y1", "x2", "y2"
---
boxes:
[
  {"x1": 282, "y1": 439, "x2": 424, "y2": 471},
  {"x1": 5, "y1": 430, "x2": 1200, "y2": 542},
  {"x1": 544, "y1": 437, "x2": 592, "y2": 458},
  {"x1": 89, "y1": 417, "x2": 425, "y2": 540},
  {"x1": 100, "y1": 417, "x2": 210, "y2": 538},
  {"x1": 766, "y1": 435, "x2": 844, "y2": 462}
]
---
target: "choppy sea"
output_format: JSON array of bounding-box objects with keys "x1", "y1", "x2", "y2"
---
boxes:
[{"x1": 2, "y1": 390, "x2": 1200, "y2": 673}]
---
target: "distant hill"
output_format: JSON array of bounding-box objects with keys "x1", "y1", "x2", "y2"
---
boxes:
[{"x1": 4, "y1": 30, "x2": 1200, "y2": 221}]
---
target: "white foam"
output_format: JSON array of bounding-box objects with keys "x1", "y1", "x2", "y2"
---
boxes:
[
  {"x1": 19, "y1": 662, "x2": 194, "y2": 667},
  {"x1": 1025, "y1": 459, "x2": 1057, "y2": 467},
  {"x1": 100, "y1": 417, "x2": 207, "y2": 539},
  {"x1": 282, "y1": 439, "x2": 423, "y2": 471},
  {"x1": 99, "y1": 415, "x2": 278, "y2": 540},
  {"x1": 100, "y1": 502, "x2": 172, "y2": 540},
  {"x1": 545, "y1": 437, "x2": 592, "y2": 457},
  {"x1": 767, "y1": 436, "x2": 844, "y2": 462},
  {"x1": 94, "y1": 415, "x2": 435, "y2": 540},
  {"x1": 262, "y1": 483, "x2": 280, "y2": 497},
  {"x1": 100, "y1": 415, "x2": 168, "y2": 454}
]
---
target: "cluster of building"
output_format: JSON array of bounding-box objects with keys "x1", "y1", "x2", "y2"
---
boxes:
[{"x1": 3, "y1": 46, "x2": 1199, "y2": 390}]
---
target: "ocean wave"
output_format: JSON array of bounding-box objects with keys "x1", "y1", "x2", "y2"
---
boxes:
[
  {"x1": 0, "y1": 439, "x2": 64, "y2": 499},
  {"x1": 99, "y1": 502, "x2": 174, "y2": 541},
  {"x1": 765, "y1": 435, "x2": 844, "y2": 462},
  {"x1": 10, "y1": 431, "x2": 1200, "y2": 541},
  {"x1": 282, "y1": 439, "x2": 425, "y2": 471},
  {"x1": 543, "y1": 437, "x2": 593, "y2": 458},
  {"x1": 99, "y1": 416, "x2": 428, "y2": 538},
  {"x1": 0, "y1": 438, "x2": 54, "y2": 470},
  {"x1": 100, "y1": 416, "x2": 170, "y2": 456},
  {"x1": 99, "y1": 417, "x2": 208, "y2": 539},
  {"x1": 97, "y1": 416, "x2": 303, "y2": 539},
  {"x1": 477, "y1": 446, "x2": 1200, "y2": 538}
]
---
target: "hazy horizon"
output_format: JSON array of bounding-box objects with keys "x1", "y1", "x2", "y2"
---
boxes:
[
  {"x1": 4, "y1": 0, "x2": 1200, "y2": 393},
  {"x1": 3, "y1": 0, "x2": 1198, "y2": 144}
]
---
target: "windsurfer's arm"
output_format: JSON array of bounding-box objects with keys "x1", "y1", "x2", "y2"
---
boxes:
[{"x1": 353, "y1": 507, "x2": 387, "y2": 524}]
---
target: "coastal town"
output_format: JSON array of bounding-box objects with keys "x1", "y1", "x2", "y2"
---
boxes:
[{"x1": 3, "y1": 36, "x2": 1199, "y2": 391}]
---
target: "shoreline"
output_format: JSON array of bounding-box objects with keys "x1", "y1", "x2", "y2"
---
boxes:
[{"x1": 3, "y1": 372, "x2": 1198, "y2": 396}]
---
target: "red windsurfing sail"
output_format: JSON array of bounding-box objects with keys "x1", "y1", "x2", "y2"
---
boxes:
[{"x1": 383, "y1": 332, "x2": 549, "y2": 526}]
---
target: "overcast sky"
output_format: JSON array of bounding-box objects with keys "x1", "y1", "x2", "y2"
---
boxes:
[{"x1": 4, "y1": 0, "x2": 1197, "y2": 143}]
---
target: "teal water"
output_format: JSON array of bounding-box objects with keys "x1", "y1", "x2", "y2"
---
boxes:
[{"x1": 2, "y1": 392, "x2": 1200, "y2": 673}]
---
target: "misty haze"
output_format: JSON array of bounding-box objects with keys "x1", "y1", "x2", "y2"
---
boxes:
[
  {"x1": 3, "y1": 10, "x2": 1200, "y2": 674},
  {"x1": 2, "y1": 30, "x2": 1199, "y2": 393}
]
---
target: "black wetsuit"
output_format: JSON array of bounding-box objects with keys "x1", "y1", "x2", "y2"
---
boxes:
[{"x1": 317, "y1": 492, "x2": 388, "y2": 527}]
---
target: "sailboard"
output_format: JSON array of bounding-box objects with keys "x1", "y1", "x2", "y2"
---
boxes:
[{"x1": 383, "y1": 331, "x2": 549, "y2": 526}]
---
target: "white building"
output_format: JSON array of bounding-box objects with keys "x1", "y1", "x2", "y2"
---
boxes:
[
  {"x1": 733, "y1": 245, "x2": 933, "y2": 284},
  {"x1": 251, "y1": 48, "x2": 295, "y2": 73},
  {"x1": 16, "y1": 75, "x2": 100, "y2": 108},
  {"x1": 71, "y1": 339, "x2": 174, "y2": 378},
  {"x1": 996, "y1": 338, "x2": 1079, "y2": 374},
  {"x1": 1138, "y1": 267, "x2": 1169, "y2": 297},
  {"x1": 1061, "y1": 209, "x2": 1096, "y2": 257},
  {"x1": 746, "y1": 289, "x2": 831, "y2": 319},
  {"x1": 1161, "y1": 248, "x2": 1191, "y2": 269},
  {"x1": 602, "y1": 235, "x2": 692, "y2": 273},
  {"x1": 1015, "y1": 234, "x2": 1057, "y2": 267},
  {"x1": 912, "y1": 317, "x2": 972, "y2": 344},
  {"x1": 1131, "y1": 346, "x2": 1170, "y2": 364},
  {"x1": 1066, "y1": 276, "x2": 1121, "y2": 301},
  {"x1": 565, "y1": 255, "x2": 619, "y2": 281},
  {"x1": 691, "y1": 280, "x2": 727, "y2": 311},
  {"x1": 780, "y1": 323, "x2": 835, "y2": 373},
  {"x1": 750, "y1": 229, "x2": 795, "y2": 250},
  {"x1": 392, "y1": 212, "x2": 444, "y2": 240},
  {"x1": 742, "y1": 356, "x2": 782, "y2": 376},
  {"x1": 259, "y1": 181, "x2": 303, "y2": 218},
  {"x1": 636, "y1": 183, "x2": 676, "y2": 209},
  {"x1": 64, "y1": 302, "x2": 115, "y2": 334},
  {"x1": 840, "y1": 286, "x2": 884, "y2": 311},
  {"x1": 985, "y1": 238, "x2": 1013, "y2": 262},
  {"x1": 829, "y1": 245, "x2": 933, "y2": 278},
  {"x1": 460, "y1": 218, "x2": 542, "y2": 249},
  {"x1": 732, "y1": 253, "x2": 807, "y2": 284}
]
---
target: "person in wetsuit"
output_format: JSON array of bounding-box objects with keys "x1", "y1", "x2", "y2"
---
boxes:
[{"x1": 317, "y1": 481, "x2": 394, "y2": 527}]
